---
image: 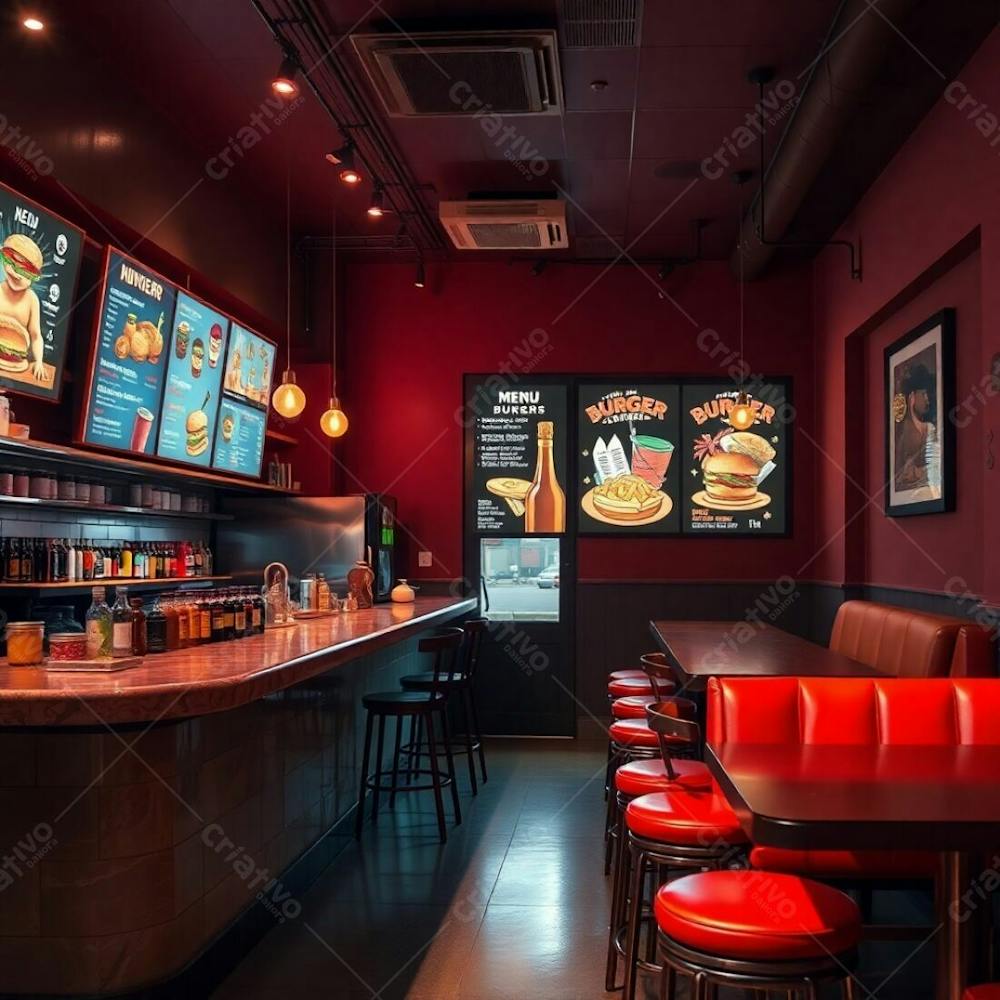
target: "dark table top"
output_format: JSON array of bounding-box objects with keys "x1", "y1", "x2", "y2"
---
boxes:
[
  {"x1": 706, "y1": 741, "x2": 1000, "y2": 852},
  {"x1": 650, "y1": 620, "x2": 884, "y2": 691}
]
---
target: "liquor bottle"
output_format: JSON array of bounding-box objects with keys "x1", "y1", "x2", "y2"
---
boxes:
[
  {"x1": 46, "y1": 538, "x2": 58, "y2": 582},
  {"x1": 20, "y1": 538, "x2": 33, "y2": 583},
  {"x1": 86, "y1": 586, "x2": 112, "y2": 659},
  {"x1": 7, "y1": 538, "x2": 20, "y2": 583},
  {"x1": 524, "y1": 420, "x2": 566, "y2": 533},
  {"x1": 211, "y1": 592, "x2": 225, "y2": 642},
  {"x1": 93, "y1": 542, "x2": 105, "y2": 580},
  {"x1": 129, "y1": 598, "x2": 147, "y2": 656},
  {"x1": 120, "y1": 540, "x2": 133, "y2": 579},
  {"x1": 163, "y1": 599, "x2": 179, "y2": 650},
  {"x1": 194, "y1": 542, "x2": 204, "y2": 578},
  {"x1": 175, "y1": 597, "x2": 189, "y2": 647},
  {"x1": 234, "y1": 589, "x2": 247, "y2": 637},
  {"x1": 146, "y1": 597, "x2": 168, "y2": 654},
  {"x1": 183, "y1": 541, "x2": 194, "y2": 578},
  {"x1": 66, "y1": 539, "x2": 77, "y2": 583},
  {"x1": 203, "y1": 543, "x2": 213, "y2": 576},
  {"x1": 74, "y1": 541, "x2": 84, "y2": 582},
  {"x1": 111, "y1": 587, "x2": 132, "y2": 658}
]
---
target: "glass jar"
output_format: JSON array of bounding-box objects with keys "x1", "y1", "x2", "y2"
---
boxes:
[
  {"x1": 30, "y1": 604, "x2": 83, "y2": 650},
  {"x1": 0, "y1": 469, "x2": 12, "y2": 495},
  {"x1": 12, "y1": 469, "x2": 28, "y2": 497},
  {"x1": 91, "y1": 483, "x2": 105, "y2": 505},
  {"x1": 48, "y1": 633, "x2": 88, "y2": 661},
  {"x1": 5, "y1": 621, "x2": 45, "y2": 666},
  {"x1": 29, "y1": 474, "x2": 51, "y2": 500},
  {"x1": 57, "y1": 476, "x2": 76, "y2": 501},
  {"x1": 76, "y1": 480, "x2": 92, "y2": 503}
]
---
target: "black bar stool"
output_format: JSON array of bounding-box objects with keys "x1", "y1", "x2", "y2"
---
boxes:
[
  {"x1": 400, "y1": 618, "x2": 488, "y2": 793},
  {"x1": 354, "y1": 628, "x2": 464, "y2": 843}
]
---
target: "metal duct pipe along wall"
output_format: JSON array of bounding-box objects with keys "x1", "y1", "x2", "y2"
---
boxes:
[{"x1": 733, "y1": 0, "x2": 917, "y2": 280}]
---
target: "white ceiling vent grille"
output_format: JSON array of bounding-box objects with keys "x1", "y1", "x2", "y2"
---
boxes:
[
  {"x1": 558, "y1": 0, "x2": 640, "y2": 48},
  {"x1": 439, "y1": 200, "x2": 568, "y2": 250},
  {"x1": 351, "y1": 31, "x2": 563, "y2": 117}
]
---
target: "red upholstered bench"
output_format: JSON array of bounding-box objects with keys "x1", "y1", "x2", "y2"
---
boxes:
[{"x1": 708, "y1": 676, "x2": 1000, "y2": 880}]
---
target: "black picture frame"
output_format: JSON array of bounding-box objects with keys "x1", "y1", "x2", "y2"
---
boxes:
[{"x1": 883, "y1": 308, "x2": 956, "y2": 517}]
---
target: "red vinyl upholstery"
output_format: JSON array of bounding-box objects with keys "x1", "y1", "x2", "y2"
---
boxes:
[
  {"x1": 609, "y1": 669, "x2": 647, "y2": 682},
  {"x1": 625, "y1": 788, "x2": 747, "y2": 845},
  {"x1": 830, "y1": 600, "x2": 995, "y2": 678},
  {"x1": 709, "y1": 677, "x2": 1000, "y2": 879},
  {"x1": 614, "y1": 758, "x2": 712, "y2": 796},
  {"x1": 654, "y1": 870, "x2": 862, "y2": 960},
  {"x1": 610, "y1": 695, "x2": 658, "y2": 720},
  {"x1": 608, "y1": 718, "x2": 660, "y2": 748},
  {"x1": 608, "y1": 676, "x2": 657, "y2": 698},
  {"x1": 963, "y1": 987, "x2": 1000, "y2": 1000}
]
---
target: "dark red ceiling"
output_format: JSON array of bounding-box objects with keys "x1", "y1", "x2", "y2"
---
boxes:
[{"x1": 52, "y1": 1, "x2": 852, "y2": 260}]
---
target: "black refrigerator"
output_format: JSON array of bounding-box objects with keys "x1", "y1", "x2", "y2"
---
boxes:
[{"x1": 217, "y1": 494, "x2": 398, "y2": 602}]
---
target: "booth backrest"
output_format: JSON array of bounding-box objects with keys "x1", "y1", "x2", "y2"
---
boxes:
[
  {"x1": 707, "y1": 677, "x2": 1000, "y2": 746},
  {"x1": 830, "y1": 600, "x2": 994, "y2": 678}
]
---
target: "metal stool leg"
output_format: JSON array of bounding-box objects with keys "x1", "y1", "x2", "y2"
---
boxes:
[
  {"x1": 461, "y1": 686, "x2": 478, "y2": 795},
  {"x1": 424, "y1": 708, "x2": 447, "y2": 843},
  {"x1": 470, "y1": 689, "x2": 487, "y2": 783},
  {"x1": 389, "y1": 715, "x2": 403, "y2": 809},
  {"x1": 371, "y1": 712, "x2": 386, "y2": 824},
  {"x1": 354, "y1": 710, "x2": 374, "y2": 839},
  {"x1": 439, "y1": 704, "x2": 463, "y2": 825},
  {"x1": 622, "y1": 842, "x2": 647, "y2": 1000},
  {"x1": 605, "y1": 802, "x2": 630, "y2": 990}
]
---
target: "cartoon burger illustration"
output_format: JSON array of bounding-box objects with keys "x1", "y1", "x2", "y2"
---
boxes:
[
  {"x1": 175, "y1": 321, "x2": 190, "y2": 359},
  {"x1": 0, "y1": 315, "x2": 31, "y2": 373},
  {"x1": 698, "y1": 431, "x2": 776, "y2": 504},
  {"x1": 185, "y1": 392, "x2": 211, "y2": 457},
  {"x1": 190, "y1": 337, "x2": 205, "y2": 378},
  {"x1": 221, "y1": 413, "x2": 234, "y2": 442},
  {"x1": 0, "y1": 234, "x2": 45, "y2": 380}
]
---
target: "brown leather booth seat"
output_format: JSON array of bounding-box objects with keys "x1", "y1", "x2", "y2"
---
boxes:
[{"x1": 830, "y1": 600, "x2": 995, "y2": 678}]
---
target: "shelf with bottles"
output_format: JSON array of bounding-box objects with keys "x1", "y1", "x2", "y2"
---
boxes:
[
  {"x1": 0, "y1": 494, "x2": 234, "y2": 521},
  {"x1": 0, "y1": 576, "x2": 231, "y2": 593}
]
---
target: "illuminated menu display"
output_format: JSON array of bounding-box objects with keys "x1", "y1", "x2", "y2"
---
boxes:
[
  {"x1": 212, "y1": 397, "x2": 267, "y2": 477},
  {"x1": 467, "y1": 380, "x2": 567, "y2": 535},
  {"x1": 80, "y1": 250, "x2": 175, "y2": 455},
  {"x1": 0, "y1": 182, "x2": 85, "y2": 401},
  {"x1": 156, "y1": 291, "x2": 228, "y2": 468},
  {"x1": 679, "y1": 381, "x2": 791, "y2": 535},
  {"x1": 576, "y1": 383, "x2": 681, "y2": 535}
]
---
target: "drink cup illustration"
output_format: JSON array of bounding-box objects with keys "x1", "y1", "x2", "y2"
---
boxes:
[
  {"x1": 130, "y1": 407, "x2": 154, "y2": 452},
  {"x1": 208, "y1": 323, "x2": 223, "y2": 368},
  {"x1": 630, "y1": 435, "x2": 673, "y2": 488}
]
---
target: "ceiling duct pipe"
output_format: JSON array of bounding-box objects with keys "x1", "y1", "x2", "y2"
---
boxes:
[{"x1": 732, "y1": 0, "x2": 918, "y2": 281}]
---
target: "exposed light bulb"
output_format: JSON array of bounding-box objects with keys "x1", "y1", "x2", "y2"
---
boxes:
[
  {"x1": 271, "y1": 54, "x2": 299, "y2": 98},
  {"x1": 414, "y1": 260, "x2": 425, "y2": 288},
  {"x1": 22, "y1": 15, "x2": 44, "y2": 31},
  {"x1": 320, "y1": 398, "x2": 349, "y2": 438},
  {"x1": 729, "y1": 392, "x2": 756, "y2": 431},
  {"x1": 367, "y1": 186, "x2": 384, "y2": 218},
  {"x1": 272, "y1": 370, "x2": 306, "y2": 419}
]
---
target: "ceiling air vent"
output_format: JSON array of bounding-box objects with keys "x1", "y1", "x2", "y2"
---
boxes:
[
  {"x1": 439, "y1": 200, "x2": 568, "y2": 250},
  {"x1": 351, "y1": 31, "x2": 563, "y2": 117},
  {"x1": 558, "y1": 0, "x2": 640, "y2": 48}
]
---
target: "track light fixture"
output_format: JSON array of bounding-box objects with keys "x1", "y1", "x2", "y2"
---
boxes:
[
  {"x1": 414, "y1": 259, "x2": 426, "y2": 289},
  {"x1": 325, "y1": 142, "x2": 362, "y2": 185},
  {"x1": 271, "y1": 53, "x2": 299, "y2": 99},
  {"x1": 366, "y1": 185, "x2": 385, "y2": 218}
]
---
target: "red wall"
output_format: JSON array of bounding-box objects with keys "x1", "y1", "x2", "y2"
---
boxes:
[
  {"x1": 340, "y1": 259, "x2": 817, "y2": 582},
  {"x1": 812, "y1": 26, "x2": 999, "y2": 604}
]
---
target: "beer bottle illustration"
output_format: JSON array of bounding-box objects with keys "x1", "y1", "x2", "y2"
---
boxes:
[{"x1": 525, "y1": 420, "x2": 566, "y2": 532}]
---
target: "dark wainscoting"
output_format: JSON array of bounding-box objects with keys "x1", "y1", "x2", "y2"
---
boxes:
[{"x1": 574, "y1": 580, "x2": 997, "y2": 727}]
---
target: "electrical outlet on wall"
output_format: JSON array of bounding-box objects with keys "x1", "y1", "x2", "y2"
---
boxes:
[{"x1": 418, "y1": 551, "x2": 432, "y2": 568}]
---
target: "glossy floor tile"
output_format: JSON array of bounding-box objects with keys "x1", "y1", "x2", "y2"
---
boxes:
[{"x1": 212, "y1": 739, "x2": 937, "y2": 1000}]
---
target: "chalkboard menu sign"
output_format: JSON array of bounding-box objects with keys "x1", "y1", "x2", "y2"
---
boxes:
[
  {"x1": 0, "y1": 181, "x2": 84, "y2": 401},
  {"x1": 576, "y1": 382, "x2": 681, "y2": 535},
  {"x1": 79, "y1": 249, "x2": 175, "y2": 455},
  {"x1": 679, "y1": 381, "x2": 792, "y2": 535},
  {"x1": 468, "y1": 380, "x2": 567, "y2": 535}
]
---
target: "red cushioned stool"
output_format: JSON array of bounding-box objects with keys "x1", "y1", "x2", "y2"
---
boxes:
[
  {"x1": 655, "y1": 870, "x2": 861, "y2": 998},
  {"x1": 605, "y1": 702, "x2": 747, "y2": 1000},
  {"x1": 964, "y1": 987, "x2": 1000, "y2": 999},
  {"x1": 611, "y1": 694, "x2": 659, "y2": 720}
]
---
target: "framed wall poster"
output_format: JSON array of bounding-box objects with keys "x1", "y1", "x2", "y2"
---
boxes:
[
  {"x1": 576, "y1": 381, "x2": 681, "y2": 535},
  {"x1": 884, "y1": 308, "x2": 956, "y2": 517}
]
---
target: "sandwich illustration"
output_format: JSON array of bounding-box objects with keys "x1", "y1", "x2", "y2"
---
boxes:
[
  {"x1": 0, "y1": 234, "x2": 45, "y2": 380},
  {"x1": 221, "y1": 414, "x2": 234, "y2": 442},
  {"x1": 486, "y1": 477, "x2": 532, "y2": 517},
  {"x1": 694, "y1": 430, "x2": 776, "y2": 507},
  {"x1": 0, "y1": 314, "x2": 31, "y2": 373},
  {"x1": 186, "y1": 392, "x2": 211, "y2": 457}
]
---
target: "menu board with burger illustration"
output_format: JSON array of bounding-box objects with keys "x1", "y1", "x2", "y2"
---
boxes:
[
  {"x1": 0, "y1": 182, "x2": 84, "y2": 401},
  {"x1": 468, "y1": 380, "x2": 567, "y2": 535},
  {"x1": 577, "y1": 383, "x2": 681, "y2": 534},
  {"x1": 80, "y1": 250, "x2": 175, "y2": 455},
  {"x1": 212, "y1": 397, "x2": 267, "y2": 477},
  {"x1": 155, "y1": 291, "x2": 228, "y2": 468},
  {"x1": 680, "y1": 381, "x2": 791, "y2": 535}
]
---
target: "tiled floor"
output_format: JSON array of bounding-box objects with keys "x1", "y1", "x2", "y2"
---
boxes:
[{"x1": 211, "y1": 740, "x2": 937, "y2": 1000}]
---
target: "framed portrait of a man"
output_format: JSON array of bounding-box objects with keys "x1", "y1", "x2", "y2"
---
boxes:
[{"x1": 884, "y1": 309, "x2": 956, "y2": 517}]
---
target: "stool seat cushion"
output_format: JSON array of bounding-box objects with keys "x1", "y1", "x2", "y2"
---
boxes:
[
  {"x1": 400, "y1": 672, "x2": 465, "y2": 690},
  {"x1": 609, "y1": 676, "x2": 674, "y2": 698},
  {"x1": 625, "y1": 788, "x2": 747, "y2": 845},
  {"x1": 611, "y1": 695, "x2": 659, "y2": 720},
  {"x1": 362, "y1": 690, "x2": 445, "y2": 712},
  {"x1": 610, "y1": 718, "x2": 687, "y2": 749},
  {"x1": 609, "y1": 669, "x2": 648, "y2": 681},
  {"x1": 750, "y1": 846, "x2": 937, "y2": 880},
  {"x1": 655, "y1": 870, "x2": 862, "y2": 960},
  {"x1": 964, "y1": 987, "x2": 1000, "y2": 1000},
  {"x1": 615, "y1": 758, "x2": 712, "y2": 796}
]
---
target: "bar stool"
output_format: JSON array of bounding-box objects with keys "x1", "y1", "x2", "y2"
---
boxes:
[
  {"x1": 655, "y1": 870, "x2": 861, "y2": 998},
  {"x1": 608, "y1": 703, "x2": 749, "y2": 1000},
  {"x1": 400, "y1": 618, "x2": 488, "y2": 794},
  {"x1": 354, "y1": 628, "x2": 463, "y2": 843},
  {"x1": 964, "y1": 987, "x2": 1000, "y2": 998}
]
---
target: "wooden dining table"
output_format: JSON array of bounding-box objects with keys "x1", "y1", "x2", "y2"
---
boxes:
[
  {"x1": 706, "y1": 740, "x2": 1000, "y2": 1000},
  {"x1": 649, "y1": 619, "x2": 884, "y2": 692}
]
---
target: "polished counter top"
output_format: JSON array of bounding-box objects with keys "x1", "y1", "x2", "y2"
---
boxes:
[{"x1": 0, "y1": 596, "x2": 476, "y2": 727}]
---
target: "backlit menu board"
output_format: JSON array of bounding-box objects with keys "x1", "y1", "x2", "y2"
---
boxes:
[
  {"x1": 0, "y1": 181, "x2": 85, "y2": 401},
  {"x1": 210, "y1": 321, "x2": 276, "y2": 477},
  {"x1": 80, "y1": 250, "x2": 175, "y2": 455},
  {"x1": 576, "y1": 383, "x2": 681, "y2": 535},
  {"x1": 679, "y1": 381, "x2": 791, "y2": 535},
  {"x1": 156, "y1": 291, "x2": 228, "y2": 468},
  {"x1": 468, "y1": 380, "x2": 567, "y2": 535}
]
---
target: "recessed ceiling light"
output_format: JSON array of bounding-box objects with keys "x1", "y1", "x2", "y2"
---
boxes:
[{"x1": 22, "y1": 15, "x2": 44, "y2": 31}]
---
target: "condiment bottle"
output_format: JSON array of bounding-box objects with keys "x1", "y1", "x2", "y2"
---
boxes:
[
  {"x1": 85, "y1": 586, "x2": 112, "y2": 659},
  {"x1": 146, "y1": 597, "x2": 168, "y2": 654},
  {"x1": 129, "y1": 598, "x2": 147, "y2": 656},
  {"x1": 111, "y1": 586, "x2": 132, "y2": 658}
]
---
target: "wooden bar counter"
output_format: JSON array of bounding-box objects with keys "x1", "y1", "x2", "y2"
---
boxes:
[{"x1": 0, "y1": 596, "x2": 475, "y2": 997}]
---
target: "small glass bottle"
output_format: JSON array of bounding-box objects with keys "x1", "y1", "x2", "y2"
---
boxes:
[
  {"x1": 85, "y1": 586, "x2": 112, "y2": 659},
  {"x1": 146, "y1": 597, "x2": 168, "y2": 654},
  {"x1": 111, "y1": 586, "x2": 132, "y2": 658},
  {"x1": 129, "y1": 598, "x2": 147, "y2": 656},
  {"x1": 211, "y1": 592, "x2": 226, "y2": 642},
  {"x1": 234, "y1": 589, "x2": 247, "y2": 637}
]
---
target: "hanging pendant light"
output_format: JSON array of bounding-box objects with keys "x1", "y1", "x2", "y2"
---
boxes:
[
  {"x1": 729, "y1": 391, "x2": 756, "y2": 431},
  {"x1": 272, "y1": 169, "x2": 307, "y2": 419},
  {"x1": 728, "y1": 174, "x2": 755, "y2": 432},
  {"x1": 320, "y1": 203, "x2": 348, "y2": 438}
]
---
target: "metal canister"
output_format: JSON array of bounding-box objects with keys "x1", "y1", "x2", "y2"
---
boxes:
[{"x1": 299, "y1": 574, "x2": 316, "y2": 611}]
